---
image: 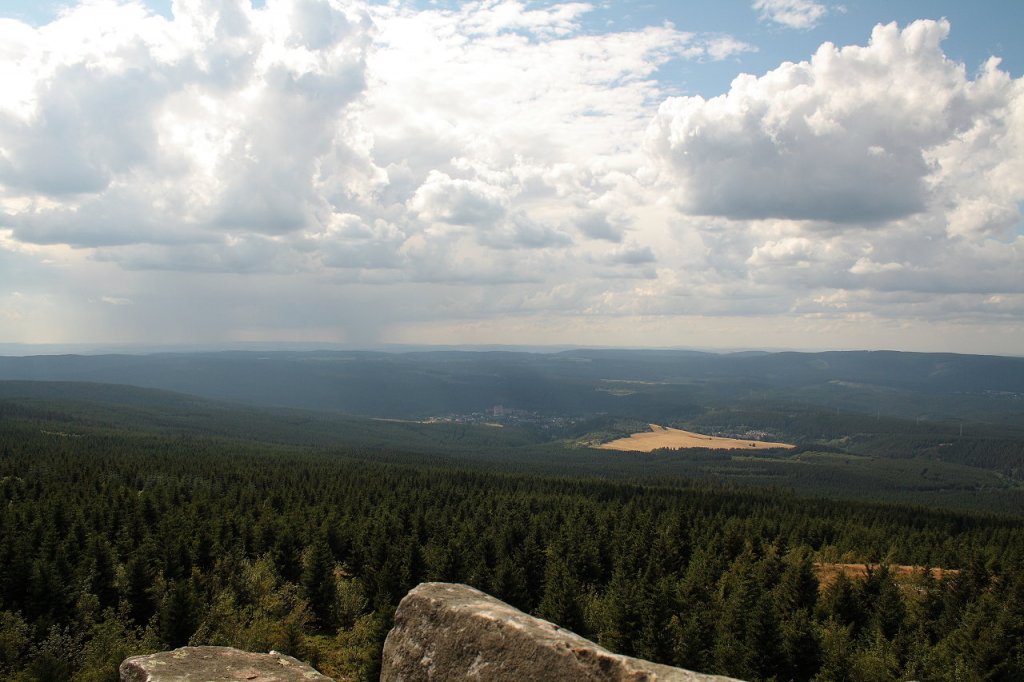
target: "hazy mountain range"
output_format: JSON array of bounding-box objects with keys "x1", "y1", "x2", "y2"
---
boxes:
[{"x1": 1, "y1": 349, "x2": 1021, "y2": 424}]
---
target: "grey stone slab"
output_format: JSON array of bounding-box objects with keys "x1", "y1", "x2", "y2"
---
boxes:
[
  {"x1": 119, "y1": 646, "x2": 333, "y2": 682},
  {"x1": 380, "y1": 582, "x2": 742, "y2": 682}
]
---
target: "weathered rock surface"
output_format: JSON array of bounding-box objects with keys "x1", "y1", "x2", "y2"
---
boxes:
[
  {"x1": 119, "y1": 646, "x2": 333, "y2": 681},
  {"x1": 381, "y1": 582, "x2": 741, "y2": 681}
]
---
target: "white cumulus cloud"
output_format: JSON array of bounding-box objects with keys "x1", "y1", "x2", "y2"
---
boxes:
[{"x1": 648, "y1": 20, "x2": 1023, "y2": 232}]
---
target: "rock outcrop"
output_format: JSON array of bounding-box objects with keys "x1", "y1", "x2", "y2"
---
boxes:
[
  {"x1": 380, "y1": 582, "x2": 740, "y2": 681},
  {"x1": 119, "y1": 646, "x2": 332, "y2": 681}
]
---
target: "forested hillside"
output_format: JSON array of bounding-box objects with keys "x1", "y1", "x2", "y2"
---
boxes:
[
  {"x1": 2, "y1": 379, "x2": 1022, "y2": 516},
  {"x1": 1, "y1": 408, "x2": 1022, "y2": 681}
]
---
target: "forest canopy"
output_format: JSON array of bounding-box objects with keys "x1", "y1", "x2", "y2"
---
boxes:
[{"x1": 1, "y1": 405, "x2": 1022, "y2": 681}]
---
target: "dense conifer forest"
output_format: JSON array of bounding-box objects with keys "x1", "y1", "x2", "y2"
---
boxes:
[{"x1": 1, "y1": 408, "x2": 1022, "y2": 681}]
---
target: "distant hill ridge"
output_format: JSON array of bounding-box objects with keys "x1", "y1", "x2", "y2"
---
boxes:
[{"x1": 0, "y1": 349, "x2": 1021, "y2": 422}]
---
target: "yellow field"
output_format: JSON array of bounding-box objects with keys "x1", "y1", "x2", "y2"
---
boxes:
[
  {"x1": 597, "y1": 424, "x2": 795, "y2": 452},
  {"x1": 813, "y1": 563, "x2": 959, "y2": 590}
]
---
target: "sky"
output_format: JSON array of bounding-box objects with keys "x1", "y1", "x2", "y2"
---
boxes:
[{"x1": 0, "y1": 0, "x2": 1022, "y2": 355}]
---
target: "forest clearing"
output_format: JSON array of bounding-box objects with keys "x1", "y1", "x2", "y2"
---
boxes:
[{"x1": 598, "y1": 424, "x2": 796, "y2": 452}]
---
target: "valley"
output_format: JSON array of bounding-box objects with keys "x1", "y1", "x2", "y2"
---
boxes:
[{"x1": 0, "y1": 348, "x2": 1022, "y2": 680}]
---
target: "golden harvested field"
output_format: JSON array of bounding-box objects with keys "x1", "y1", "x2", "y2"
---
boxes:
[{"x1": 597, "y1": 424, "x2": 795, "y2": 452}]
